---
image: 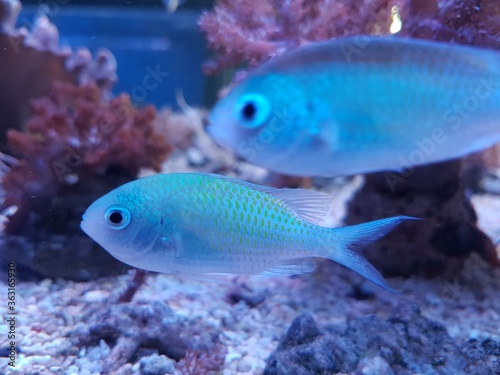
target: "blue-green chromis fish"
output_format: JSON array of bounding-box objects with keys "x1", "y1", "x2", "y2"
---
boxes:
[
  {"x1": 80, "y1": 172, "x2": 414, "y2": 290},
  {"x1": 208, "y1": 36, "x2": 500, "y2": 177}
]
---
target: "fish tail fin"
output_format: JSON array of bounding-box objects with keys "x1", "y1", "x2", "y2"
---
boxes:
[{"x1": 326, "y1": 216, "x2": 419, "y2": 292}]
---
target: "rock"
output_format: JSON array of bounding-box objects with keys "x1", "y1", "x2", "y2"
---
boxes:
[
  {"x1": 276, "y1": 314, "x2": 320, "y2": 351},
  {"x1": 236, "y1": 356, "x2": 254, "y2": 372},
  {"x1": 175, "y1": 345, "x2": 227, "y2": 375},
  {"x1": 139, "y1": 353, "x2": 175, "y2": 375},
  {"x1": 265, "y1": 314, "x2": 341, "y2": 375},
  {"x1": 461, "y1": 339, "x2": 500, "y2": 374},
  {"x1": 226, "y1": 284, "x2": 266, "y2": 308},
  {"x1": 69, "y1": 300, "x2": 222, "y2": 374},
  {"x1": 345, "y1": 160, "x2": 499, "y2": 278},
  {"x1": 264, "y1": 302, "x2": 500, "y2": 375},
  {"x1": 354, "y1": 356, "x2": 394, "y2": 375},
  {"x1": 112, "y1": 363, "x2": 134, "y2": 375}
]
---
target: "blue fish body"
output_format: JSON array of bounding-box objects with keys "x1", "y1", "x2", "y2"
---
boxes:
[
  {"x1": 208, "y1": 36, "x2": 500, "y2": 176},
  {"x1": 80, "y1": 172, "x2": 414, "y2": 290}
]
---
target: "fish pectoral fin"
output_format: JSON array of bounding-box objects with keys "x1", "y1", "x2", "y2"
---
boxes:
[
  {"x1": 158, "y1": 234, "x2": 183, "y2": 259},
  {"x1": 260, "y1": 259, "x2": 316, "y2": 277}
]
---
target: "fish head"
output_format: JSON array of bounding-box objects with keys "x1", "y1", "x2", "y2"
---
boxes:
[
  {"x1": 207, "y1": 72, "x2": 311, "y2": 173},
  {"x1": 80, "y1": 179, "x2": 165, "y2": 264}
]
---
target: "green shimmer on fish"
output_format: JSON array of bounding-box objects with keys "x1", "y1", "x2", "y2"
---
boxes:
[
  {"x1": 81, "y1": 173, "x2": 413, "y2": 290},
  {"x1": 208, "y1": 36, "x2": 500, "y2": 177}
]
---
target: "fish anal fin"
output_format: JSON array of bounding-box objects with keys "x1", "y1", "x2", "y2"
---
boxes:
[
  {"x1": 260, "y1": 259, "x2": 316, "y2": 277},
  {"x1": 184, "y1": 273, "x2": 233, "y2": 285}
]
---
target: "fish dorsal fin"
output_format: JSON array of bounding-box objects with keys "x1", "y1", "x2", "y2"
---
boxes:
[
  {"x1": 261, "y1": 186, "x2": 333, "y2": 225},
  {"x1": 198, "y1": 173, "x2": 333, "y2": 226}
]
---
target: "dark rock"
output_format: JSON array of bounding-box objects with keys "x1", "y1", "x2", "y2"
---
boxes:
[
  {"x1": 265, "y1": 337, "x2": 342, "y2": 375},
  {"x1": 226, "y1": 283, "x2": 266, "y2": 308},
  {"x1": 481, "y1": 338, "x2": 500, "y2": 356},
  {"x1": 265, "y1": 302, "x2": 499, "y2": 375},
  {"x1": 345, "y1": 159, "x2": 499, "y2": 278},
  {"x1": 276, "y1": 314, "x2": 320, "y2": 351},
  {"x1": 265, "y1": 314, "x2": 344, "y2": 375},
  {"x1": 462, "y1": 339, "x2": 500, "y2": 374}
]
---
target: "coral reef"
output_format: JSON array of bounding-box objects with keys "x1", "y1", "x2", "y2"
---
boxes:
[
  {"x1": 264, "y1": 303, "x2": 500, "y2": 374},
  {"x1": 0, "y1": 0, "x2": 117, "y2": 145}
]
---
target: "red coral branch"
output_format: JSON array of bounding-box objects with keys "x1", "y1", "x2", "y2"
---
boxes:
[
  {"x1": 1, "y1": 82, "x2": 172, "y2": 233},
  {"x1": 175, "y1": 345, "x2": 227, "y2": 375}
]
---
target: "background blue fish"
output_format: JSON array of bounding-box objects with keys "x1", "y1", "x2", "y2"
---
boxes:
[{"x1": 208, "y1": 36, "x2": 500, "y2": 176}]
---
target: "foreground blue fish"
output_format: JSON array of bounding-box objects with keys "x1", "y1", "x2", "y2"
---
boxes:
[
  {"x1": 208, "y1": 36, "x2": 500, "y2": 176},
  {"x1": 81, "y1": 173, "x2": 413, "y2": 290}
]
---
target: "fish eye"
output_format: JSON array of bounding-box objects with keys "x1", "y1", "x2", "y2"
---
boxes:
[
  {"x1": 235, "y1": 93, "x2": 271, "y2": 128},
  {"x1": 104, "y1": 205, "x2": 131, "y2": 230}
]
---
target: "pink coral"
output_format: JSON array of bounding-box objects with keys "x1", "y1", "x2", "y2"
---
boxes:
[
  {"x1": 199, "y1": 0, "x2": 499, "y2": 75},
  {"x1": 1, "y1": 83, "x2": 171, "y2": 233},
  {"x1": 199, "y1": 0, "x2": 406, "y2": 74}
]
